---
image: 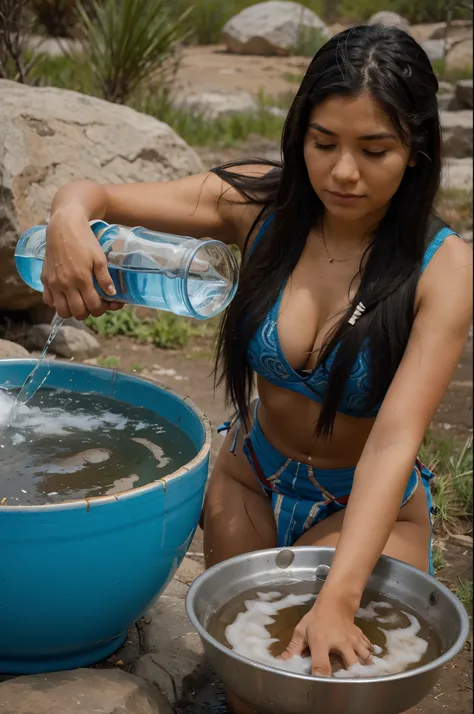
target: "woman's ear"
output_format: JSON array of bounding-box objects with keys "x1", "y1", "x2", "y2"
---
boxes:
[{"x1": 407, "y1": 151, "x2": 417, "y2": 168}]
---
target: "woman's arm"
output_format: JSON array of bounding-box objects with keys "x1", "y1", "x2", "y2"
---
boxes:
[
  {"x1": 50, "y1": 172, "x2": 254, "y2": 243},
  {"x1": 42, "y1": 167, "x2": 267, "y2": 319},
  {"x1": 284, "y1": 234, "x2": 473, "y2": 675}
]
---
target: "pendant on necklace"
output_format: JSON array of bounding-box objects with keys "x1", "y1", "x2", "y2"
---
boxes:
[{"x1": 329, "y1": 258, "x2": 334, "y2": 263}]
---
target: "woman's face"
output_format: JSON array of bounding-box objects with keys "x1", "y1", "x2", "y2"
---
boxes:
[{"x1": 303, "y1": 91, "x2": 414, "y2": 224}]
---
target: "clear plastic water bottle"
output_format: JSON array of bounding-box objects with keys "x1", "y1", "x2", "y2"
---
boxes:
[{"x1": 15, "y1": 221, "x2": 239, "y2": 319}]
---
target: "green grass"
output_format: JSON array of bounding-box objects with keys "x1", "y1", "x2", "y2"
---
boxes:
[
  {"x1": 283, "y1": 71, "x2": 305, "y2": 85},
  {"x1": 29, "y1": 52, "x2": 94, "y2": 93},
  {"x1": 291, "y1": 26, "x2": 327, "y2": 58},
  {"x1": 456, "y1": 578, "x2": 473, "y2": 616},
  {"x1": 97, "y1": 355, "x2": 120, "y2": 368},
  {"x1": 85, "y1": 307, "x2": 211, "y2": 349},
  {"x1": 432, "y1": 544, "x2": 446, "y2": 573},
  {"x1": 135, "y1": 90, "x2": 285, "y2": 148},
  {"x1": 130, "y1": 363, "x2": 146, "y2": 373},
  {"x1": 419, "y1": 434, "x2": 473, "y2": 534}
]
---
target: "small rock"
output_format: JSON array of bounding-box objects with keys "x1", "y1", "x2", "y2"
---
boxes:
[
  {"x1": 0, "y1": 339, "x2": 29, "y2": 359},
  {"x1": 175, "y1": 91, "x2": 258, "y2": 120},
  {"x1": 222, "y1": 1, "x2": 330, "y2": 56},
  {"x1": 175, "y1": 555, "x2": 204, "y2": 585},
  {"x1": 437, "y1": 80, "x2": 455, "y2": 110},
  {"x1": 26, "y1": 324, "x2": 101, "y2": 361},
  {"x1": 64, "y1": 316, "x2": 97, "y2": 334},
  {"x1": 422, "y1": 39, "x2": 445, "y2": 62},
  {"x1": 455, "y1": 79, "x2": 473, "y2": 110},
  {"x1": 446, "y1": 38, "x2": 473, "y2": 71},
  {"x1": 438, "y1": 80, "x2": 455, "y2": 94},
  {"x1": 0, "y1": 668, "x2": 173, "y2": 713},
  {"x1": 27, "y1": 34, "x2": 83, "y2": 58},
  {"x1": 442, "y1": 157, "x2": 473, "y2": 191},
  {"x1": 132, "y1": 653, "x2": 177, "y2": 704},
  {"x1": 429, "y1": 20, "x2": 473, "y2": 43},
  {"x1": 368, "y1": 11, "x2": 410, "y2": 33},
  {"x1": 440, "y1": 110, "x2": 473, "y2": 158},
  {"x1": 136, "y1": 577, "x2": 211, "y2": 705}
]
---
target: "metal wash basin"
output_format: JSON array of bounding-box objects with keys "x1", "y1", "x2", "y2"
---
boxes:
[{"x1": 186, "y1": 546, "x2": 470, "y2": 714}]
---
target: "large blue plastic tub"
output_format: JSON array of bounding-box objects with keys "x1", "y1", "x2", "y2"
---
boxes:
[{"x1": 0, "y1": 359, "x2": 211, "y2": 674}]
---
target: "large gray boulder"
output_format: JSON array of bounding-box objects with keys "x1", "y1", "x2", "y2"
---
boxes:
[
  {"x1": 368, "y1": 11, "x2": 410, "y2": 33},
  {"x1": 24, "y1": 323, "x2": 101, "y2": 361},
  {"x1": 0, "y1": 339, "x2": 29, "y2": 359},
  {"x1": 0, "y1": 80, "x2": 203, "y2": 313},
  {"x1": 440, "y1": 110, "x2": 473, "y2": 158},
  {"x1": 446, "y1": 38, "x2": 473, "y2": 71},
  {"x1": 0, "y1": 668, "x2": 173, "y2": 713},
  {"x1": 222, "y1": 1, "x2": 330, "y2": 56}
]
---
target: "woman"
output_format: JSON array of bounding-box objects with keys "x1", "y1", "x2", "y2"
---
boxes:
[{"x1": 42, "y1": 25, "x2": 472, "y2": 713}]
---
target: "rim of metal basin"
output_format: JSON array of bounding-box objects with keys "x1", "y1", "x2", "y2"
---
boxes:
[
  {"x1": 185, "y1": 546, "x2": 471, "y2": 686},
  {"x1": 0, "y1": 359, "x2": 211, "y2": 512}
]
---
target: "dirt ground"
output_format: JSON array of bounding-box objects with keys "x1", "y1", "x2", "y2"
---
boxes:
[
  {"x1": 173, "y1": 24, "x2": 445, "y2": 100},
  {"x1": 93, "y1": 328, "x2": 472, "y2": 714}
]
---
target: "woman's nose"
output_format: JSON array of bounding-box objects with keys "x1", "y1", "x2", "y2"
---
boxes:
[{"x1": 331, "y1": 152, "x2": 360, "y2": 184}]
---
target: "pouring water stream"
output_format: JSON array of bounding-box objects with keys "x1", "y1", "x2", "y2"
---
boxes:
[{"x1": 6, "y1": 313, "x2": 64, "y2": 427}]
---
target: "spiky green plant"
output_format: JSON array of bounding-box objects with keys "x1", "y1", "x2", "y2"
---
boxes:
[{"x1": 75, "y1": 0, "x2": 190, "y2": 104}]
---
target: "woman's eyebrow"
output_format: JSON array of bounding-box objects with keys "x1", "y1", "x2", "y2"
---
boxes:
[{"x1": 308, "y1": 121, "x2": 397, "y2": 141}]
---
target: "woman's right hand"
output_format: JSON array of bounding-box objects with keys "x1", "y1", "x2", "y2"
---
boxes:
[{"x1": 41, "y1": 208, "x2": 124, "y2": 320}]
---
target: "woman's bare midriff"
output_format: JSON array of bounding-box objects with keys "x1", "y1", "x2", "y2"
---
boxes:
[{"x1": 256, "y1": 377, "x2": 375, "y2": 469}]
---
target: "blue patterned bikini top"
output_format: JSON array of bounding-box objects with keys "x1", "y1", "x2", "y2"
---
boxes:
[{"x1": 247, "y1": 218, "x2": 457, "y2": 419}]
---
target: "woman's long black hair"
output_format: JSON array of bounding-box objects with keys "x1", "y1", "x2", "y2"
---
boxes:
[{"x1": 213, "y1": 24, "x2": 443, "y2": 436}]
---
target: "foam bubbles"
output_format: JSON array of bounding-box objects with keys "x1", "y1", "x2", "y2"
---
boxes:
[
  {"x1": 334, "y1": 612, "x2": 428, "y2": 678},
  {"x1": 0, "y1": 389, "x2": 13, "y2": 425},
  {"x1": 225, "y1": 592, "x2": 313, "y2": 675},
  {"x1": 0, "y1": 388, "x2": 128, "y2": 436},
  {"x1": 225, "y1": 592, "x2": 429, "y2": 679}
]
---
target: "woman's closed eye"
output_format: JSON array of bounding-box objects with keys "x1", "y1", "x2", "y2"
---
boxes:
[
  {"x1": 314, "y1": 142, "x2": 336, "y2": 151},
  {"x1": 363, "y1": 149, "x2": 388, "y2": 158},
  {"x1": 314, "y1": 143, "x2": 388, "y2": 159}
]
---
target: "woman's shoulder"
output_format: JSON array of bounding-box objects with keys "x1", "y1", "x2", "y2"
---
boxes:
[
  {"x1": 210, "y1": 160, "x2": 280, "y2": 251},
  {"x1": 419, "y1": 220, "x2": 472, "y2": 311},
  {"x1": 422, "y1": 216, "x2": 472, "y2": 274}
]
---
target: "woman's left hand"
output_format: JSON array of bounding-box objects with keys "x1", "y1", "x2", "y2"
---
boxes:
[{"x1": 281, "y1": 599, "x2": 373, "y2": 676}]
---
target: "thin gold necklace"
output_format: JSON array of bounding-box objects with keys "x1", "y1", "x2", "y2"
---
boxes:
[{"x1": 321, "y1": 223, "x2": 364, "y2": 264}]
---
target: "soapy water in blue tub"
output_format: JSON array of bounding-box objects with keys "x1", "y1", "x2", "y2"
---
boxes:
[{"x1": 0, "y1": 387, "x2": 196, "y2": 506}]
